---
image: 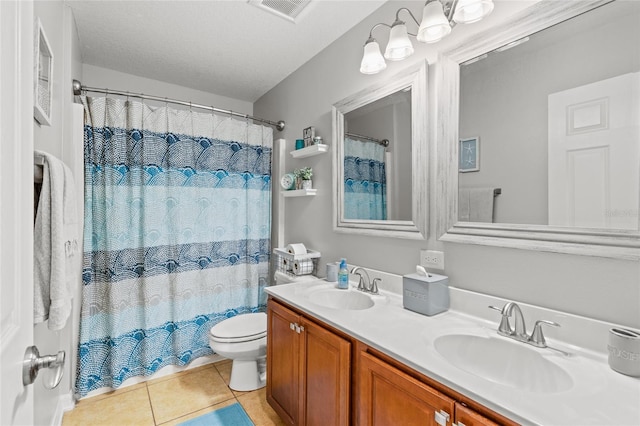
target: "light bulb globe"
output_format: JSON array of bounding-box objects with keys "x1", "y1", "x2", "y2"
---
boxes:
[
  {"x1": 360, "y1": 39, "x2": 387, "y2": 74},
  {"x1": 384, "y1": 22, "x2": 414, "y2": 61},
  {"x1": 417, "y1": 1, "x2": 452, "y2": 44}
]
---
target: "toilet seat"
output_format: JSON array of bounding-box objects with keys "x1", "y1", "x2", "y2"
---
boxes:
[{"x1": 209, "y1": 312, "x2": 267, "y2": 343}]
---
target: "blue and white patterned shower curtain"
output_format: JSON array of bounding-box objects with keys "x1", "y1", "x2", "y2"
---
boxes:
[
  {"x1": 343, "y1": 137, "x2": 386, "y2": 220},
  {"x1": 76, "y1": 97, "x2": 272, "y2": 396}
]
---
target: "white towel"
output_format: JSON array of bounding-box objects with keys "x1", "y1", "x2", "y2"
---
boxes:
[
  {"x1": 458, "y1": 188, "x2": 495, "y2": 223},
  {"x1": 34, "y1": 150, "x2": 79, "y2": 331}
]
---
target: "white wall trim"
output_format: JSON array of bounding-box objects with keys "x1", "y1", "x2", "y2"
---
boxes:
[{"x1": 52, "y1": 393, "x2": 76, "y2": 426}]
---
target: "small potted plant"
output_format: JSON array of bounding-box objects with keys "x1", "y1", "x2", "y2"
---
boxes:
[{"x1": 295, "y1": 167, "x2": 313, "y2": 190}]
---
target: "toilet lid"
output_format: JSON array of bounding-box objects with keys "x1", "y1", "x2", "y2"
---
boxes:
[{"x1": 210, "y1": 312, "x2": 267, "y2": 343}]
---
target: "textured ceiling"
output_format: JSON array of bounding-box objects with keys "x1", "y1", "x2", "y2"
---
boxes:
[{"x1": 67, "y1": 0, "x2": 387, "y2": 102}]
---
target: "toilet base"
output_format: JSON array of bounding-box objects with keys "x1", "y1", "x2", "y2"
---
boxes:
[{"x1": 229, "y1": 356, "x2": 266, "y2": 391}]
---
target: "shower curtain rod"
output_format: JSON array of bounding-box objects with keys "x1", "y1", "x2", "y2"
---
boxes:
[
  {"x1": 72, "y1": 79, "x2": 285, "y2": 131},
  {"x1": 345, "y1": 131, "x2": 389, "y2": 147}
]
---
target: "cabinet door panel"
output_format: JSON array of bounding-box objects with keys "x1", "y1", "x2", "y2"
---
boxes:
[
  {"x1": 301, "y1": 319, "x2": 351, "y2": 426},
  {"x1": 359, "y1": 351, "x2": 455, "y2": 426},
  {"x1": 455, "y1": 403, "x2": 500, "y2": 426},
  {"x1": 267, "y1": 300, "x2": 300, "y2": 425}
]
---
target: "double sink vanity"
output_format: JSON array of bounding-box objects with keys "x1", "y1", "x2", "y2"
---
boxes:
[{"x1": 265, "y1": 274, "x2": 640, "y2": 425}]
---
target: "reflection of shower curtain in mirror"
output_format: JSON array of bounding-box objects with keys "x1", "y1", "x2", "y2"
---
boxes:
[
  {"x1": 76, "y1": 97, "x2": 272, "y2": 396},
  {"x1": 344, "y1": 138, "x2": 386, "y2": 220}
]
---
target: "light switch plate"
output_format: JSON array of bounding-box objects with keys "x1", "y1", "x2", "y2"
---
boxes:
[{"x1": 420, "y1": 250, "x2": 445, "y2": 270}]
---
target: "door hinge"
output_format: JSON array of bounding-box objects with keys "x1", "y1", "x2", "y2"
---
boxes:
[{"x1": 435, "y1": 410, "x2": 450, "y2": 426}]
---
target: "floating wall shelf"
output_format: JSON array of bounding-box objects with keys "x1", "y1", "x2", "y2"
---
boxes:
[
  {"x1": 290, "y1": 144, "x2": 329, "y2": 159},
  {"x1": 282, "y1": 189, "x2": 317, "y2": 198}
]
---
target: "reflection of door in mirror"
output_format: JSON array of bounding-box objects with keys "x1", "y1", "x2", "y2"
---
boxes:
[
  {"x1": 343, "y1": 89, "x2": 412, "y2": 221},
  {"x1": 549, "y1": 73, "x2": 639, "y2": 230},
  {"x1": 458, "y1": 0, "x2": 639, "y2": 230}
]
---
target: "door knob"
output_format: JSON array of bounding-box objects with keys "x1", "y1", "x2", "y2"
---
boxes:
[{"x1": 22, "y1": 345, "x2": 65, "y2": 389}]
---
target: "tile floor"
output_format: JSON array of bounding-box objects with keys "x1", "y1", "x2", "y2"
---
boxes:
[{"x1": 62, "y1": 360, "x2": 286, "y2": 426}]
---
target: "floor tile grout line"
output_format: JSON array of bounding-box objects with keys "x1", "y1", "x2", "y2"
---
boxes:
[
  {"x1": 144, "y1": 382, "x2": 159, "y2": 426},
  {"x1": 75, "y1": 383, "x2": 147, "y2": 407},
  {"x1": 146, "y1": 363, "x2": 218, "y2": 388}
]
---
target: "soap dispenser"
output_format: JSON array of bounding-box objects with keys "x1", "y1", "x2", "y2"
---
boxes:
[{"x1": 337, "y1": 259, "x2": 349, "y2": 290}]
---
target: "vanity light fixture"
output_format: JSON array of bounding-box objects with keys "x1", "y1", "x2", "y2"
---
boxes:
[{"x1": 359, "y1": 0, "x2": 495, "y2": 75}]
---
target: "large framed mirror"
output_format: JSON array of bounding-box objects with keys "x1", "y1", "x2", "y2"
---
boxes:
[
  {"x1": 436, "y1": 0, "x2": 640, "y2": 259},
  {"x1": 332, "y1": 61, "x2": 428, "y2": 239}
]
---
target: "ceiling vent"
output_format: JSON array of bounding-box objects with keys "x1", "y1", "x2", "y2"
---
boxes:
[{"x1": 248, "y1": 0, "x2": 312, "y2": 22}]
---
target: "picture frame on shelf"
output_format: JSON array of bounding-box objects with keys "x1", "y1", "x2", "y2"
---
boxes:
[
  {"x1": 459, "y1": 137, "x2": 479, "y2": 172},
  {"x1": 34, "y1": 18, "x2": 53, "y2": 126},
  {"x1": 303, "y1": 126, "x2": 315, "y2": 147}
]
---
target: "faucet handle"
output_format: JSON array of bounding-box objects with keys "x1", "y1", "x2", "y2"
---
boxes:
[
  {"x1": 354, "y1": 272, "x2": 365, "y2": 291},
  {"x1": 488, "y1": 305, "x2": 513, "y2": 336},
  {"x1": 371, "y1": 278, "x2": 381, "y2": 295},
  {"x1": 528, "y1": 320, "x2": 560, "y2": 348}
]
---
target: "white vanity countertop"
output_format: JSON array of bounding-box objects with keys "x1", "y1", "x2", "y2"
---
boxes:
[{"x1": 265, "y1": 279, "x2": 640, "y2": 426}]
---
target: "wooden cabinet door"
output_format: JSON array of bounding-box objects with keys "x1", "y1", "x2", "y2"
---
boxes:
[
  {"x1": 267, "y1": 299, "x2": 301, "y2": 425},
  {"x1": 455, "y1": 403, "x2": 500, "y2": 426},
  {"x1": 300, "y1": 318, "x2": 351, "y2": 426},
  {"x1": 358, "y1": 351, "x2": 456, "y2": 426}
]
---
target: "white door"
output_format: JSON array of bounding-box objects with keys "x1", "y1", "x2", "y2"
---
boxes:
[
  {"x1": 548, "y1": 72, "x2": 640, "y2": 230},
  {"x1": 0, "y1": 1, "x2": 35, "y2": 425}
]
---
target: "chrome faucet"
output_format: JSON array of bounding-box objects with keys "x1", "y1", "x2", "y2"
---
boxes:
[
  {"x1": 350, "y1": 267, "x2": 379, "y2": 294},
  {"x1": 489, "y1": 302, "x2": 560, "y2": 348}
]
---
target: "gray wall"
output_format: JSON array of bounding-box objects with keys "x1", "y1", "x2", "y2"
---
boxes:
[
  {"x1": 254, "y1": 0, "x2": 640, "y2": 328},
  {"x1": 459, "y1": 9, "x2": 640, "y2": 225}
]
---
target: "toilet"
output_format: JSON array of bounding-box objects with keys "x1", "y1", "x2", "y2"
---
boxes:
[
  {"x1": 209, "y1": 272, "x2": 318, "y2": 391},
  {"x1": 209, "y1": 312, "x2": 267, "y2": 391}
]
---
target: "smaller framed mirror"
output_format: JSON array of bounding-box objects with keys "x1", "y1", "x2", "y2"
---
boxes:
[
  {"x1": 332, "y1": 61, "x2": 428, "y2": 239},
  {"x1": 34, "y1": 18, "x2": 53, "y2": 126}
]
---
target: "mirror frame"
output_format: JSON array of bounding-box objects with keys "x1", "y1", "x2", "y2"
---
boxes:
[
  {"x1": 332, "y1": 61, "x2": 428, "y2": 239},
  {"x1": 435, "y1": 0, "x2": 640, "y2": 260}
]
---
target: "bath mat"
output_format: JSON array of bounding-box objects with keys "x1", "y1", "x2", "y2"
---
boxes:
[{"x1": 178, "y1": 402, "x2": 254, "y2": 426}]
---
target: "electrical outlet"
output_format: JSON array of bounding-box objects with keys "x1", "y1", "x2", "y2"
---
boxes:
[{"x1": 420, "y1": 250, "x2": 445, "y2": 270}]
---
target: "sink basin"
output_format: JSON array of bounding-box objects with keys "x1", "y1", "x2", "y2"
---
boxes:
[
  {"x1": 434, "y1": 334, "x2": 573, "y2": 393},
  {"x1": 310, "y1": 289, "x2": 374, "y2": 310}
]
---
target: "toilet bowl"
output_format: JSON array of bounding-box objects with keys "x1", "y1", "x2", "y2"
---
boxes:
[{"x1": 209, "y1": 312, "x2": 267, "y2": 391}]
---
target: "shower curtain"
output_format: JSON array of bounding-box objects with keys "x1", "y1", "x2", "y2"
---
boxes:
[
  {"x1": 343, "y1": 137, "x2": 387, "y2": 220},
  {"x1": 76, "y1": 97, "x2": 272, "y2": 396}
]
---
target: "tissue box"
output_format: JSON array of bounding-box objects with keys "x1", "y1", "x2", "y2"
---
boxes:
[{"x1": 402, "y1": 272, "x2": 449, "y2": 316}]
